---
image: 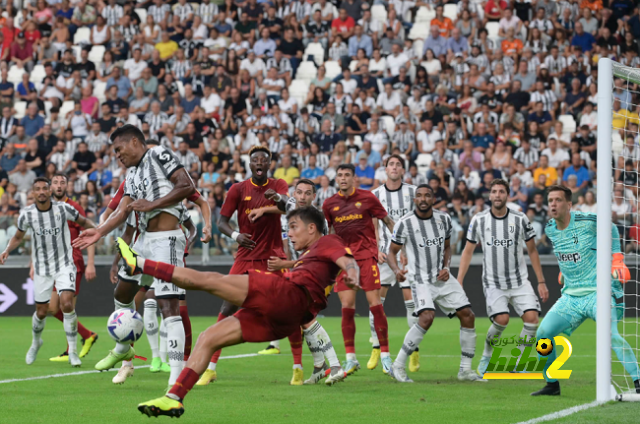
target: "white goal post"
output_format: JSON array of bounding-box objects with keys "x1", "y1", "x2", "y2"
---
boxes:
[{"x1": 597, "y1": 58, "x2": 640, "y2": 402}]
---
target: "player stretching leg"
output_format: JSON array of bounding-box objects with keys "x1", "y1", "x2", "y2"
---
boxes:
[
  {"x1": 458, "y1": 179, "x2": 548, "y2": 377},
  {"x1": 386, "y1": 185, "x2": 484, "y2": 383},
  {"x1": 128, "y1": 207, "x2": 358, "y2": 417},
  {"x1": 75, "y1": 125, "x2": 196, "y2": 389},
  {"x1": 0, "y1": 178, "x2": 96, "y2": 367},
  {"x1": 46, "y1": 173, "x2": 99, "y2": 362},
  {"x1": 323, "y1": 164, "x2": 395, "y2": 375},
  {"x1": 531, "y1": 186, "x2": 640, "y2": 396},
  {"x1": 197, "y1": 146, "x2": 296, "y2": 386},
  {"x1": 250, "y1": 179, "x2": 347, "y2": 385},
  {"x1": 369, "y1": 155, "x2": 417, "y2": 371}
]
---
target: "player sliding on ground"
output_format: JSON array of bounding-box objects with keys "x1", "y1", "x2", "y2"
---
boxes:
[
  {"x1": 117, "y1": 207, "x2": 358, "y2": 418},
  {"x1": 387, "y1": 184, "x2": 484, "y2": 383},
  {"x1": 531, "y1": 185, "x2": 640, "y2": 396}
]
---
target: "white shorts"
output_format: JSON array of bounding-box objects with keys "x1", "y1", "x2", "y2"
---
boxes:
[
  {"x1": 34, "y1": 265, "x2": 77, "y2": 304},
  {"x1": 483, "y1": 282, "x2": 541, "y2": 319},
  {"x1": 412, "y1": 276, "x2": 471, "y2": 318},
  {"x1": 380, "y1": 261, "x2": 411, "y2": 289},
  {"x1": 118, "y1": 229, "x2": 186, "y2": 299}
]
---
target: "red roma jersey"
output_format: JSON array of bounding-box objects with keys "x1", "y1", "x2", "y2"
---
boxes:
[
  {"x1": 322, "y1": 188, "x2": 387, "y2": 261},
  {"x1": 220, "y1": 178, "x2": 289, "y2": 260},
  {"x1": 65, "y1": 198, "x2": 87, "y2": 269},
  {"x1": 287, "y1": 234, "x2": 352, "y2": 311}
]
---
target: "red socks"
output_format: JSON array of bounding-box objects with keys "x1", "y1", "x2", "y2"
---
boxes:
[
  {"x1": 54, "y1": 309, "x2": 93, "y2": 353},
  {"x1": 168, "y1": 368, "x2": 199, "y2": 401},
  {"x1": 209, "y1": 312, "x2": 228, "y2": 364},
  {"x1": 288, "y1": 329, "x2": 303, "y2": 366},
  {"x1": 180, "y1": 305, "x2": 192, "y2": 361},
  {"x1": 370, "y1": 304, "x2": 389, "y2": 353},
  {"x1": 142, "y1": 260, "x2": 175, "y2": 283},
  {"x1": 341, "y1": 308, "x2": 356, "y2": 354}
]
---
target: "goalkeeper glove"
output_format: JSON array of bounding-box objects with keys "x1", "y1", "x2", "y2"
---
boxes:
[
  {"x1": 558, "y1": 272, "x2": 564, "y2": 286},
  {"x1": 612, "y1": 253, "x2": 630, "y2": 284}
]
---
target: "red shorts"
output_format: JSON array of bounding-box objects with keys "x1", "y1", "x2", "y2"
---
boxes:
[
  {"x1": 235, "y1": 270, "x2": 312, "y2": 342},
  {"x1": 229, "y1": 259, "x2": 271, "y2": 275},
  {"x1": 335, "y1": 257, "x2": 380, "y2": 292}
]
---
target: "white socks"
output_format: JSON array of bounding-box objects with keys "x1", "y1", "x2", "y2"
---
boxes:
[
  {"x1": 32, "y1": 313, "x2": 45, "y2": 345},
  {"x1": 63, "y1": 311, "x2": 78, "y2": 354},
  {"x1": 482, "y1": 322, "x2": 507, "y2": 357},
  {"x1": 303, "y1": 321, "x2": 340, "y2": 368},
  {"x1": 144, "y1": 299, "x2": 160, "y2": 359},
  {"x1": 207, "y1": 362, "x2": 217, "y2": 371},
  {"x1": 159, "y1": 317, "x2": 168, "y2": 363},
  {"x1": 396, "y1": 324, "x2": 427, "y2": 367},
  {"x1": 270, "y1": 340, "x2": 280, "y2": 349},
  {"x1": 369, "y1": 296, "x2": 385, "y2": 347},
  {"x1": 164, "y1": 316, "x2": 185, "y2": 385},
  {"x1": 114, "y1": 299, "x2": 136, "y2": 354},
  {"x1": 515, "y1": 323, "x2": 539, "y2": 367},
  {"x1": 405, "y1": 299, "x2": 418, "y2": 328},
  {"x1": 459, "y1": 327, "x2": 476, "y2": 372}
]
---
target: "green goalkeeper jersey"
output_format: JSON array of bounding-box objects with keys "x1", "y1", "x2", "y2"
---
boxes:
[{"x1": 545, "y1": 211, "x2": 622, "y2": 296}]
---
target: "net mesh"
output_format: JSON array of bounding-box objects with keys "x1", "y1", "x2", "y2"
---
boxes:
[{"x1": 609, "y1": 61, "x2": 640, "y2": 397}]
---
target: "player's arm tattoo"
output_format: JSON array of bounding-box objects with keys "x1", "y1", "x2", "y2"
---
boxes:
[{"x1": 382, "y1": 215, "x2": 395, "y2": 233}]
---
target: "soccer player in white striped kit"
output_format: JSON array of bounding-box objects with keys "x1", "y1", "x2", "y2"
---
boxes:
[
  {"x1": 0, "y1": 177, "x2": 96, "y2": 367},
  {"x1": 386, "y1": 184, "x2": 484, "y2": 383},
  {"x1": 457, "y1": 179, "x2": 549, "y2": 377},
  {"x1": 74, "y1": 125, "x2": 198, "y2": 389},
  {"x1": 368, "y1": 155, "x2": 419, "y2": 371}
]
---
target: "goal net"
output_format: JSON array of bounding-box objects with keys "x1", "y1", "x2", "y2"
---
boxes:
[{"x1": 598, "y1": 58, "x2": 640, "y2": 402}]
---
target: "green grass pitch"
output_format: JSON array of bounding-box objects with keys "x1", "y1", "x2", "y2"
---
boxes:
[{"x1": 0, "y1": 316, "x2": 638, "y2": 424}]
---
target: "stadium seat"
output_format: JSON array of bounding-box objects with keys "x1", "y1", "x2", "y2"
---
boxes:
[
  {"x1": 135, "y1": 8, "x2": 147, "y2": 23},
  {"x1": 289, "y1": 79, "x2": 310, "y2": 106},
  {"x1": 381, "y1": 115, "x2": 396, "y2": 138},
  {"x1": 371, "y1": 5, "x2": 387, "y2": 24},
  {"x1": 30, "y1": 65, "x2": 46, "y2": 83},
  {"x1": 415, "y1": 153, "x2": 433, "y2": 175},
  {"x1": 89, "y1": 45, "x2": 106, "y2": 65},
  {"x1": 323, "y1": 61, "x2": 342, "y2": 80},
  {"x1": 413, "y1": 39, "x2": 424, "y2": 59},
  {"x1": 7, "y1": 66, "x2": 25, "y2": 84},
  {"x1": 60, "y1": 100, "x2": 75, "y2": 118},
  {"x1": 13, "y1": 101, "x2": 26, "y2": 119},
  {"x1": 304, "y1": 43, "x2": 325, "y2": 66},
  {"x1": 348, "y1": 60, "x2": 359, "y2": 73},
  {"x1": 443, "y1": 4, "x2": 457, "y2": 20},
  {"x1": 73, "y1": 27, "x2": 91, "y2": 45},
  {"x1": 177, "y1": 80, "x2": 185, "y2": 97},
  {"x1": 93, "y1": 81, "x2": 107, "y2": 103},
  {"x1": 353, "y1": 135, "x2": 363, "y2": 148},
  {"x1": 486, "y1": 22, "x2": 499, "y2": 38},
  {"x1": 415, "y1": 7, "x2": 435, "y2": 23},
  {"x1": 72, "y1": 45, "x2": 82, "y2": 62},
  {"x1": 245, "y1": 98, "x2": 252, "y2": 115},
  {"x1": 44, "y1": 101, "x2": 53, "y2": 117},
  {"x1": 296, "y1": 61, "x2": 317, "y2": 82},
  {"x1": 409, "y1": 25, "x2": 430, "y2": 40},
  {"x1": 558, "y1": 114, "x2": 577, "y2": 136}
]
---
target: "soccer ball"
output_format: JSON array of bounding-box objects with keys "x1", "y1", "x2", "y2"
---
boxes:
[
  {"x1": 107, "y1": 309, "x2": 144, "y2": 343},
  {"x1": 536, "y1": 338, "x2": 553, "y2": 356}
]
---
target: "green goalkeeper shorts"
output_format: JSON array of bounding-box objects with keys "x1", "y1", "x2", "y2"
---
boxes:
[{"x1": 548, "y1": 289, "x2": 624, "y2": 336}]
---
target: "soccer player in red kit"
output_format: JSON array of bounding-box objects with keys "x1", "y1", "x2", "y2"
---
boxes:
[
  {"x1": 119, "y1": 206, "x2": 358, "y2": 418},
  {"x1": 47, "y1": 173, "x2": 99, "y2": 362},
  {"x1": 197, "y1": 146, "x2": 307, "y2": 386},
  {"x1": 322, "y1": 164, "x2": 396, "y2": 375}
]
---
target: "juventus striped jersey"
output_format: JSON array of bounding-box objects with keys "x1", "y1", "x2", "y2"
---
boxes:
[
  {"x1": 391, "y1": 210, "x2": 452, "y2": 285},
  {"x1": 372, "y1": 183, "x2": 416, "y2": 254},
  {"x1": 123, "y1": 146, "x2": 186, "y2": 233},
  {"x1": 17, "y1": 202, "x2": 80, "y2": 277},
  {"x1": 466, "y1": 208, "x2": 537, "y2": 289}
]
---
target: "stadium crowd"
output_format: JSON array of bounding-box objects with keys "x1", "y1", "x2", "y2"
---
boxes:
[{"x1": 0, "y1": 0, "x2": 637, "y2": 256}]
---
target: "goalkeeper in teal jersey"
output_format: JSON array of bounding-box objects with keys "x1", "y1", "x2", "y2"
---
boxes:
[{"x1": 532, "y1": 186, "x2": 640, "y2": 396}]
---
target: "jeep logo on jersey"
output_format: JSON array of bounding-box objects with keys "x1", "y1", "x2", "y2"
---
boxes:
[
  {"x1": 419, "y1": 236, "x2": 444, "y2": 248},
  {"x1": 135, "y1": 178, "x2": 151, "y2": 195},
  {"x1": 35, "y1": 227, "x2": 60, "y2": 236},
  {"x1": 389, "y1": 208, "x2": 409, "y2": 218},
  {"x1": 486, "y1": 237, "x2": 514, "y2": 247},
  {"x1": 557, "y1": 252, "x2": 582, "y2": 263}
]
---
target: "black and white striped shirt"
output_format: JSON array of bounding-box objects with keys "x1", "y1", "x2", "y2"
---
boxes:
[
  {"x1": 265, "y1": 57, "x2": 292, "y2": 75},
  {"x1": 17, "y1": 202, "x2": 80, "y2": 276},
  {"x1": 392, "y1": 209, "x2": 451, "y2": 284},
  {"x1": 171, "y1": 59, "x2": 191, "y2": 80},
  {"x1": 513, "y1": 147, "x2": 540, "y2": 169},
  {"x1": 0, "y1": 116, "x2": 17, "y2": 141},
  {"x1": 168, "y1": 114, "x2": 191, "y2": 134},
  {"x1": 144, "y1": 111, "x2": 169, "y2": 135},
  {"x1": 392, "y1": 130, "x2": 415, "y2": 153},
  {"x1": 295, "y1": 116, "x2": 320, "y2": 134},
  {"x1": 149, "y1": 4, "x2": 171, "y2": 23},
  {"x1": 174, "y1": 3, "x2": 194, "y2": 22},
  {"x1": 372, "y1": 183, "x2": 416, "y2": 254},
  {"x1": 85, "y1": 132, "x2": 109, "y2": 153},
  {"x1": 315, "y1": 186, "x2": 337, "y2": 209},
  {"x1": 176, "y1": 149, "x2": 200, "y2": 171},
  {"x1": 466, "y1": 208, "x2": 536, "y2": 289},
  {"x1": 302, "y1": 153, "x2": 329, "y2": 170},
  {"x1": 123, "y1": 146, "x2": 187, "y2": 232},
  {"x1": 543, "y1": 55, "x2": 567, "y2": 75},
  {"x1": 102, "y1": 4, "x2": 124, "y2": 26},
  {"x1": 197, "y1": 2, "x2": 219, "y2": 24},
  {"x1": 530, "y1": 90, "x2": 557, "y2": 111}
]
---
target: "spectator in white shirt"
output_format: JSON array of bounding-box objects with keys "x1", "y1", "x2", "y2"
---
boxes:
[{"x1": 376, "y1": 83, "x2": 402, "y2": 117}]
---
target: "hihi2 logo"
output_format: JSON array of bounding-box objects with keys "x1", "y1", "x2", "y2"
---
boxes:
[{"x1": 483, "y1": 336, "x2": 573, "y2": 380}]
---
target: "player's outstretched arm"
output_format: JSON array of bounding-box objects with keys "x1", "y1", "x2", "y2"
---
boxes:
[
  {"x1": 193, "y1": 195, "x2": 212, "y2": 243},
  {"x1": 457, "y1": 240, "x2": 475, "y2": 285},
  {"x1": 0, "y1": 230, "x2": 25, "y2": 264},
  {"x1": 184, "y1": 217, "x2": 198, "y2": 251},
  {"x1": 74, "y1": 196, "x2": 134, "y2": 249},
  {"x1": 336, "y1": 256, "x2": 360, "y2": 290},
  {"x1": 130, "y1": 168, "x2": 196, "y2": 213},
  {"x1": 525, "y1": 238, "x2": 548, "y2": 302},
  {"x1": 76, "y1": 214, "x2": 97, "y2": 230}
]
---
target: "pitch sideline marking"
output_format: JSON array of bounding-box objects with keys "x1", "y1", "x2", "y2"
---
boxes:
[
  {"x1": 0, "y1": 353, "x2": 260, "y2": 384},
  {"x1": 513, "y1": 400, "x2": 601, "y2": 424}
]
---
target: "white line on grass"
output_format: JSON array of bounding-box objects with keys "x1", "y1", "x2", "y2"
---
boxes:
[
  {"x1": 513, "y1": 400, "x2": 601, "y2": 424},
  {"x1": 0, "y1": 353, "x2": 260, "y2": 384}
]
